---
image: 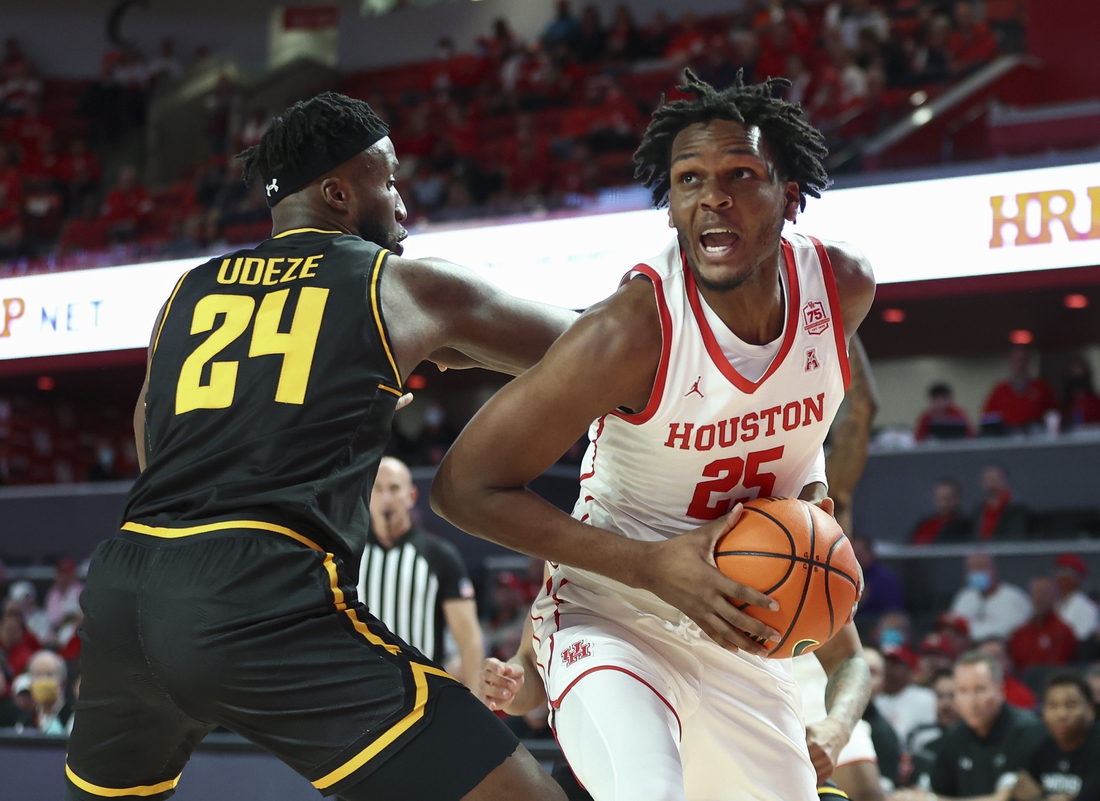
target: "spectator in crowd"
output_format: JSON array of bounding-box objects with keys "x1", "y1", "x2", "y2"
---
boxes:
[
  {"x1": 978, "y1": 636, "x2": 1037, "y2": 710},
  {"x1": 570, "y1": 5, "x2": 606, "y2": 64},
  {"x1": 8, "y1": 96, "x2": 55, "y2": 158},
  {"x1": 826, "y1": 0, "x2": 891, "y2": 52},
  {"x1": 541, "y1": 0, "x2": 580, "y2": 50},
  {"x1": 1018, "y1": 670, "x2": 1100, "y2": 801},
  {"x1": 45, "y1": 557, "x2": 84, "y2": 632},
  {"x1": 663, "y1": 11, "x2": 706, "y2": 63},
  {"x1": 981, "y1": 345, "x2": 1058, "y2": 434},
  {"x1": 863, "y1": 647, "x2": 902, "y2": 789},
  {"x1": 911, "y1": 478, "x2": 972, "y2": 544},
  {"x1": 914, "y1": 632, "x2": 956, "y2": 688},
  {"x1": 973, "y1": 464, "x2": 1029, "y2": 540},
  {"x1": 238, "y1": 107, "x2": 271, "y2": 151},
  {"x1": 0, "y1": 142, "x2": 24, "y2": 257},
  {"x1": 60, "y1": 138, "x2": 102, "y2": 208},
  {"x1": 356, "y1": 457, "x2": 483, "y2": 688},
  {"x1": 915, "y1": 383, "x2": 972, "y2": 441},
  {"x1": 1061, "y1": 356, "x2": 1100, "y2": 430},
  {"x1": 933, "y1": 611, "x2": 972, "y2": 657},
  {"x1": 87, "y1": 436, "x2": 120, "y2": 481},
  {"x1": 893, "y1": 651, "x2": 1045, "y2": 801},
  {"x1": 874, "y1": 609, "x2": 914, "y2": 651},
  {"x1": 0, "y1": 599, "x2": 40, "y2": 677},
  {"x1": 1086, "y1": 664, "x2": 1100, "y2": 712},
  {"x1": 947, "y1": 0, "x2": 998, "y2": 77},
  {"x1": 950, "y1": 551, "x2": 1032, "y2": 641},
  {"x1": 603, "y1": 5, "x2": 641, "y2": 63},
  {"x1": 0, "y1": 668, "x2": 34, "y2": 728},
  {"x1": 25, "y1": 648, "x2": 74, "y2": 734},
  {"x1": 77, "y1": 58, "x2": 128, "y2": 143},
  {"x1": 876, "y1": 642, "x2": 937, "y2": 749},
  {"x1": 636, "y1": 9, "x2": 672, "y2": 58},
  {"x1": 485, "y1": 571, "x2": 530, "y2": 662},
  {"x1": 1054, "y1": 553, "x2": 1099, "y2": 643},
  {"x1": 410, "y1": 401, "x2": 457, "y2": 466},
  {"x1": 1008, "y1": 576, "x2": 1078, "y2": 672},
  {"x1": 5, "y1": 581, "x2": 53, "y2": 645},
  {"x1": 10, "y1": 673, "x2": 36, "y2": 721},
  {"x1": 146, "y1": 37, "x2": 183, "y2": 85},
  {"x1": 853, "y1": 536, "x2": 905, "y2": 624},
  {"x1": 101, "y1": 164, "x2": 153, "y2": 241},
  {"x1": 0, "y1": 39, "x2": 42, "y2": 115},
  {"x1": 907, "y1": 668, "x2": 960, "y2": 757},
  {"x1": 58, "y1": 194, "x2": 110, "y2": 253}
]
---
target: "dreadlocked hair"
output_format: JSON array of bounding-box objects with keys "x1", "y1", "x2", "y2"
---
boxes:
[
  {"x1": 238, "y1": 91, "x2": 389, "y2": 187},
  {"x1": 633, "y1": 70, "x2": 830, "y2": 210}
]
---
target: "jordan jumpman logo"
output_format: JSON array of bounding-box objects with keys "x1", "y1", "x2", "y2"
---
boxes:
[{"x1": 685, "y1": 376, "x2": 704, "y2": 399}]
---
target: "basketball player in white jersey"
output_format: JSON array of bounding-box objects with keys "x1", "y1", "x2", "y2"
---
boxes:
[{"x1": 433, "y1": 71, "x2": 876, "y2": 801}]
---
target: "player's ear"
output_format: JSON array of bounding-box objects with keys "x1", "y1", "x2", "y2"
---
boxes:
[
  {"x1": 667, "y1": 207, "x2": 674, "y2": 228},
  {"x1": 319, "y1": 177, "x2": 348, "y2": 212},
  {"x1": 783, "y1": 181, "x2": 800, "y2": 223}
]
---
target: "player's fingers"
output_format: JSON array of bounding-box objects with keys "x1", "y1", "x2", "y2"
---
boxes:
[
  {"x1": 705, "y1": 612, "x2": 770, "y2": 655},
  {"x1": 714, "y1": 572, "x2": 780, "y2": 613},
  {"x1": 818, "y1": 497, "x2": 835, "y2": 518},
  {"x1": 710, "y1": 596, "x2": 781, "y2": 644},
  {"x1": 395, "y1": 392, "x2": 414, "y2": 411},
  {"x1": 481, "y1": 657, "x2": 509, "y2": 675},
  {"x1": 500, "y1": 663, "x2": 525, "y2": 680},
  {"x1": 704, "y1": 504, "x2": 744, "y2": 552}
]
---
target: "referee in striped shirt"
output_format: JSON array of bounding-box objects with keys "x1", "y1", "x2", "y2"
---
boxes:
[{"x1": 358, "y1": 457, "x2": 484, "y2": 687}]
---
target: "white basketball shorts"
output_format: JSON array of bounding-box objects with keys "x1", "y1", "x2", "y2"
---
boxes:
[{"x1": 531, "y1": 570, "x2": 818, "y2": 801}]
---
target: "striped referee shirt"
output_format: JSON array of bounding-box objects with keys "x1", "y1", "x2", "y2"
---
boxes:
[{"x1": 356, "y1": 525, "x2": 475, "y2": 663}]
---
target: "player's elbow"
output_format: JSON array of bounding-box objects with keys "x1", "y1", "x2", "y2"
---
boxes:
[
  {"x1": 428, "y1": 461, "x2": 459, "y2": 521},
  {"x1": 429, "y1": 456, "x2": 477, "y2": 527}
]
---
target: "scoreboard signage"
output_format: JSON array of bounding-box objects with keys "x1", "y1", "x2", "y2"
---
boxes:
[{"x1": 1, "y1": 161, "x2": 1098, "y2": 362}]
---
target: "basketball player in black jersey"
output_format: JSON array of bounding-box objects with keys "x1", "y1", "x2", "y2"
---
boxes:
[{"x1": 64, "y1": 93, "x2": 572, "y2": 801}]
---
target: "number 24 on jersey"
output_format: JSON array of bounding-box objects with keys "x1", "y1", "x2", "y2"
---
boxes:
[{"x1": 175, "y1": 287, "x2": 329, "y2": 415}]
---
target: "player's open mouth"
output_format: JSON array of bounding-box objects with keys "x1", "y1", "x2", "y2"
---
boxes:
[{"x1": 699, "y1": 228, "x2": 739, "y2": 258}]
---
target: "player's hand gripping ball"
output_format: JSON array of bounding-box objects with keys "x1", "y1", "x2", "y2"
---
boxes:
[{"x1": 714, "y1": 497, "x2": 860, "y2": 658}]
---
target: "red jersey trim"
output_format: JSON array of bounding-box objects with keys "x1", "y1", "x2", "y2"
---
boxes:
[
  {"x1": 682, "y1": 240, "x2": 801, "y2": 395},
  {"x1": 609, "y1": 264, "x2": 673, "y2": 425},
  {"x1": 549, "y1": 665, "x2": 682, "y2": 741},
  {"x1": 809, "y1": 236, "x2": 851, "y2": 391},
  {"x1": 578, "y1": 416, "x2": 606, "y2": 482}
]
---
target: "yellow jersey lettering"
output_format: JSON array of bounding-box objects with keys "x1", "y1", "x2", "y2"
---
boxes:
[
  {"x1": 300, "y1": 254, "x2": 323, "y2": 279},
  {"x1": 281, "y1": 258, "x2": 303, "y2": 282},
  {"x1": 240, "y1": 257, "x2": 265, "y2": 286},
  {"x1": 262, "y1": 257, "x2": 285, "y2": 285},
  {"x1": 216, "y1": 257, "x2": 243, "y2": 284}
]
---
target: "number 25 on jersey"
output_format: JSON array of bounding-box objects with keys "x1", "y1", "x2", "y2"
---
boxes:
[{"x1": 175, "y1": 287, "x2": 329, "y2": 415}]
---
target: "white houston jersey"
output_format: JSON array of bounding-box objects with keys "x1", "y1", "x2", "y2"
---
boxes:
[{"x1": 564, "y1": 233, "x2": 851, "y2": 610}]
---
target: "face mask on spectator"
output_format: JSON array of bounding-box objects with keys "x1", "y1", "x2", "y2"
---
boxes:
[
  {"x1": 879, "y1": 627, "x2": 905, "y2": 648},
  {"x1": 967, "y1": 570, "x2": 993, "y2": 593},
  {"x1": 30, "y1": 676, "x2": 61, "y2": 706}
]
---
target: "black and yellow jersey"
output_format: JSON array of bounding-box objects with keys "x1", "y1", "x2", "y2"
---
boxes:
[{"x1": 123, "y1": 228, "x2": 403, "y2": 563}]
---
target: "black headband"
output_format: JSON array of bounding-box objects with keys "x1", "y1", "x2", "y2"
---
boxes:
[{"x1": 263, "y1": 121, "x2": 389, "y2": 207}]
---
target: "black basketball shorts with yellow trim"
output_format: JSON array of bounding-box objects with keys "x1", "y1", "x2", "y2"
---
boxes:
[{"x1": 65, "y1": 523, "x2": 517, "y2": 801}]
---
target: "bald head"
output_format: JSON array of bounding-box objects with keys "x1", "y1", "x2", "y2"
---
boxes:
[
  {"x1": 370, "y1": 457, "x2": 417, "y2": 547},
  {"x1": 28, "y1": 649, "x2": 66, "y2": 681}
]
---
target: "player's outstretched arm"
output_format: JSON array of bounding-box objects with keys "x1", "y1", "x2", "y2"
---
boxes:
[
  {"x1": 381, "y1": 255, "x2": 578, "y2": 380},
  {"x1": 807, "y1": 624, "x2": 872, "y2": 784},
  {"x1": 432, "y1": 279, "x2": 781, "y2": 654}
]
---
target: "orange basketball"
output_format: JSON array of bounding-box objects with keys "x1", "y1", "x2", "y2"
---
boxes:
[{"x1": 714, "y1": 497, "x2": 860, "y2": 659}]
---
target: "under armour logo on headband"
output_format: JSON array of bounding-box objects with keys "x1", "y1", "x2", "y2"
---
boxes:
[{"x1": 266, "y1": 178, "x2": 279, "y2": 197}]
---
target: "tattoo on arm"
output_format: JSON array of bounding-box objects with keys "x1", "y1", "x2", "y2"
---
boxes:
[{"x1": 824, "y1": 655, "x2": 872, "y2": 733}]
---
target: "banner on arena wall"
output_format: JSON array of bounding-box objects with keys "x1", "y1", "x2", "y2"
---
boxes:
[{"x1": 1, "y1": 161, "x2": 1099, "y2": 362}]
